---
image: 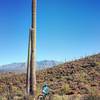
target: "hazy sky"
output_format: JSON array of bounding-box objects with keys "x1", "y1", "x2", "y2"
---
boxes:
[{"x1": 0, "y1": 0, "x2": 100, "y2": 65}]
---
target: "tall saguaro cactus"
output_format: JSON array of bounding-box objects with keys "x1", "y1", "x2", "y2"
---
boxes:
[
  {"x1": 26, "y1": 29, "x2": 31, "y2": 94},
  {"x1": 26, "y1": 0, "x2": 37, "y2": 98}
]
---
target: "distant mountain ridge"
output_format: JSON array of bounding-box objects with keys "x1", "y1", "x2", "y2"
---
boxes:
[{"x1": 0, "y1": 60, "x2": 62, "y2": 73}]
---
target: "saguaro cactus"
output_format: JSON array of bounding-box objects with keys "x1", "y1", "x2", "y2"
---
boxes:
[{"x1": 26, "y1": 0, "x2": 37, "y2": 98}]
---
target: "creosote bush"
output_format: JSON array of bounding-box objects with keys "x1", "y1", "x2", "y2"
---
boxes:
[{"x1": 59, "y1": 84, "x2": 71, "y2": 95}]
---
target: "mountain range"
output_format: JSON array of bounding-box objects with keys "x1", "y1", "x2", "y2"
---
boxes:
[{"x1": 0, "y1": 60, "x2": 62, "y2": 73}]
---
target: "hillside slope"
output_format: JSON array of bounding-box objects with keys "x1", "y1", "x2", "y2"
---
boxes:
[
  {"x1": 37, "y1": 53, "x2": 100, "y2": 95},
  {"x1": 0, "y1": 53, "x2": 100, "y2": 99}
]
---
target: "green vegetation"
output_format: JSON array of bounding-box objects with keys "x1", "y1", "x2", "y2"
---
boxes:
[
  {"x1": 53, "y1": 95, "x2": 68, "y2": 100},
  {"x1": 79, "y1": 72, "x2": 88, "y2": 83},
  {"x1": 84, "y1": 95, "x2": 100, "y2": 100},
  {"x1": 59, "y1": 84, "x2": 71, "y2": 95},
  {"x1": 0, "y1": 53, "x2": 100, "y2": 99},
  {"x1": 95, "y1": 62, "x2": 100, "y2": 66},
  {"x1": 88, "y1": 87, "x2": 98, "y2": 95},
  {"x1": 36, "y1": 84, "x2": 41, "y2": 97}
]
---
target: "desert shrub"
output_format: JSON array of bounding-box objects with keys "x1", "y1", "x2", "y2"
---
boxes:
[
  {"x1": 0, "y1": 96, "x2": 2, "y2": 100},
  {"x1": 80, "y1": 87, "x2": 89, "y2": 94},
  {"x1": 0, "y1": 97, "x2": 8, "y2": 100},
  {"x1": 84, "y1": 95, "x2": 100, "y2": 100},
  {"x1": 0, "y1": 85, "x2": 4, "y2": 93},
  {"x1": 65, "y1": 76, "x2": 74, "y2": 81},
  {"x1": 95, "y1": 62, "x2": 100, "y2": 66},
  {"x1": 16, "y1": 90, "x2": 23, "y2": 97},
  {"x1": 36, "y1": 84, "x2": 41, "y2": 97},
  {"x1": 87, "y1": 87, "x2": 98, "y2": 95},
  {"x1": 78, "y1": 72, "x2": 88, "y2": 83},
  {"x1": 53, "y1": 95, "x2": 64, "y2": 100},
  {"x1": 59, "y1": 84, "x2": 71, "y2": 95},
  {"x1": 6, "y1": 94, "x2": 13, "y2": 100},
  {"x1": 53, "y1": 95, "x2": 79, "y2": 100}
]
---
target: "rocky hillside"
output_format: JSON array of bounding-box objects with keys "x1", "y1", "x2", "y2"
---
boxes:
[
  {"x1": 0, "y1": 53, "x2": 100, "y2": 99},
  {"x1": 37, "y1": 53, "x2": 100, "y2": 95}
]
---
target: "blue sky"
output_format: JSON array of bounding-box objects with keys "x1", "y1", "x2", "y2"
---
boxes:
[{"x1": 0, "y1": 0, "x2": 100, "y2": 65}]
